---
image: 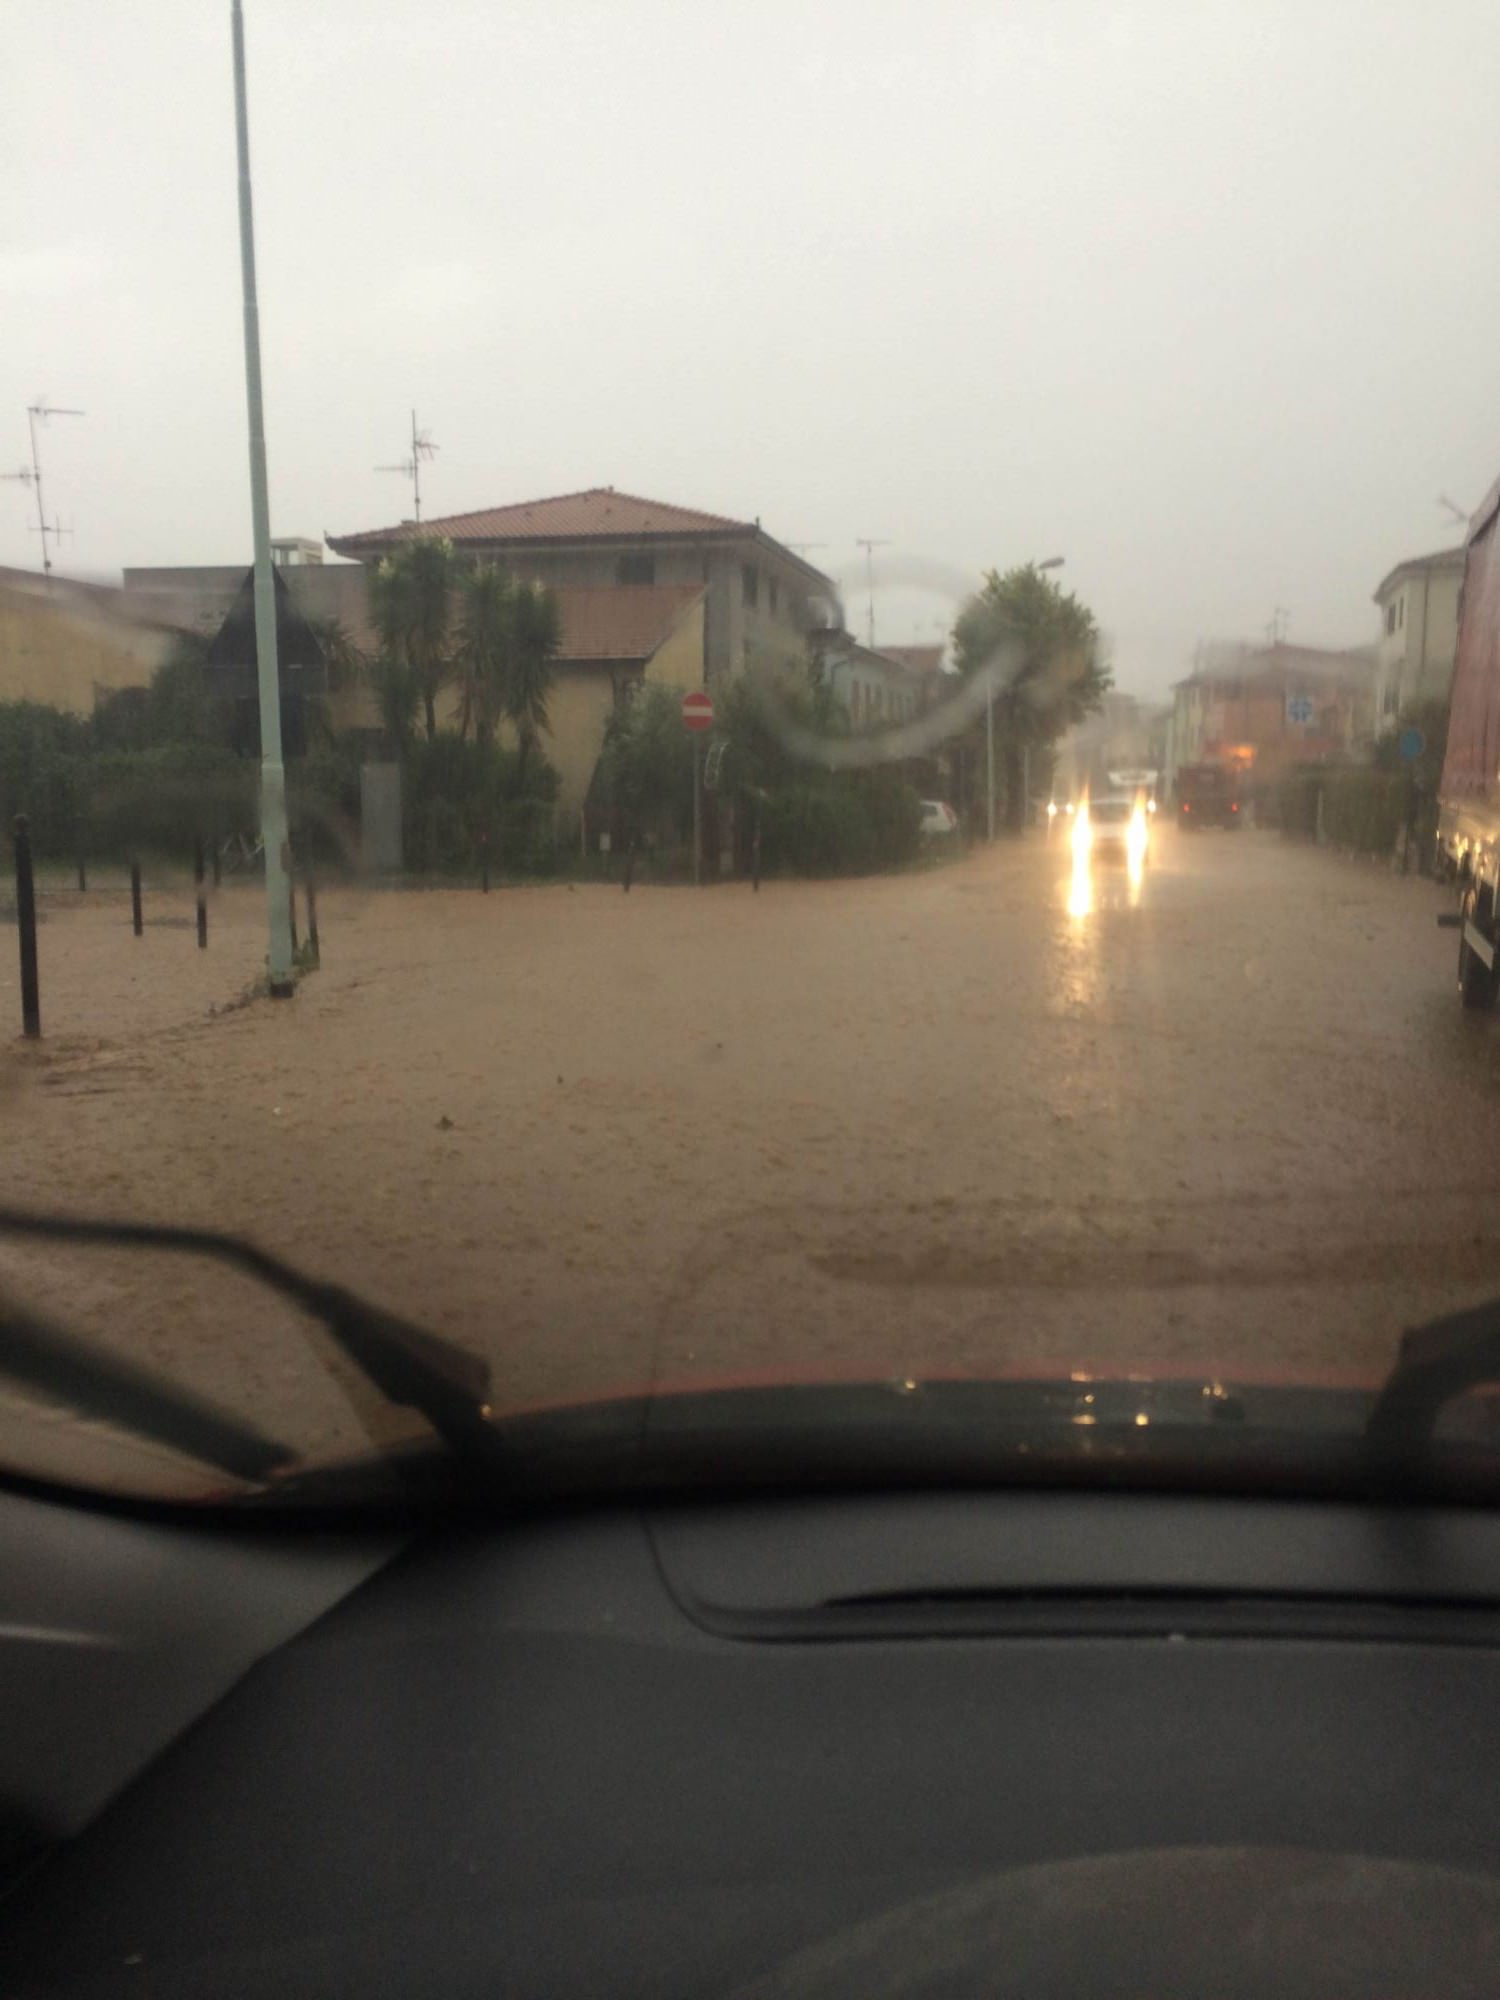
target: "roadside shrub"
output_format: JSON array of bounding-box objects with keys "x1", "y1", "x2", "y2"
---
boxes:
[
  {"x1": 1321, "y1": 770, "x2": 1407, "y2": 857},
  {"x1": 1277, "y1": 768, "x2": 1322, "y2": 839},
  {"x1": 1280, "y1": 765, "x2": 1412, "y2": 859},
  {"x1": 0, "y1": 702, "x2": 93, "y2": 854},
  {"x1": 400, "y1": 734, "x2": 559, "y2": 876},
  {"x1": 760, "y1": 771, "x2": 922, "y2": 876},
  {"x1": 85, "y1": 746, "x2": 257, "y2": 862}
]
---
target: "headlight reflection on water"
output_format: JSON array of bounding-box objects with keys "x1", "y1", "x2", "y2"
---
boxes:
[{"x1": 1067, "y1": 801, "x2": 1093, "y2": 918}]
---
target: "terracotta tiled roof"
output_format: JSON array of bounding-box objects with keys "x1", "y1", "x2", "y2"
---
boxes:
[
  {"x1": 553, "y1": 584, "x2": 702, "y2": 662},
  {"x1": 329, "y1": 487, "x2": 753, "y2": 555},
  {"x1": 879, "y1": 644, "x2": 946, "y2": 676}
]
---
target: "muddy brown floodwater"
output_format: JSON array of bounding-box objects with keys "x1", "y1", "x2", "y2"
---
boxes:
[{"x1": 4, "y1": 831, "x2": 1500, "y2": 1479}]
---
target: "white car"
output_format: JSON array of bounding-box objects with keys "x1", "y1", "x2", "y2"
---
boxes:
[
  {"x1": 1074, "y1": 794, "x2": 1151, "y2": 865},
  {"x1": 919, "y1": 800, "x2": 960, "y2": 837}
]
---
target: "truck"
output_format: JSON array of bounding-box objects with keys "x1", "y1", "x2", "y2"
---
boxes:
[
  {"x1": 1437, "y1": 475, "x2": 1500, "y2": 1007},
  {"x1": 1173, "y1": 761, "x2": 1243, "y2": 831}
]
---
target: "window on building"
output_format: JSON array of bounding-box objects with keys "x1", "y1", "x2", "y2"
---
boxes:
[
  {"x1": 742, "y1": 564, "x2": 759, "y2": 609},
  {"x1": 616, "y1": 554, "x2": 654, "y2": 586},
  {"x1": 1398, "y1": 597, "x2": 1405, "y2": 630},
  {"x1": 1386, "y1": 603, "x2": 1397, "y2": 635}
]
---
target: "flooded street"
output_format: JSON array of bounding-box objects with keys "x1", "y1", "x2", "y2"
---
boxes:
[{"x1": 4, "y1": 831, "x2": 1500, "y2": 1447}]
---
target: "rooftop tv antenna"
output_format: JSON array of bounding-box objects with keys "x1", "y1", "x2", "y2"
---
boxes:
[
  {"x1": 1, "y1": 400, "x2": 84, "y2": 577},
  {"x1": 1438, "y1": 494, "x2": 1471, "y2": 529},
  {"x1": 1267, "y1": 606, "x2": 1290, "y2": 644},
  {"x1": 377, "y1": 409, "x2": 439, "y2": 524},
  {"x1": 855, "y1": 537, "x2": 890, "y2": 649}
]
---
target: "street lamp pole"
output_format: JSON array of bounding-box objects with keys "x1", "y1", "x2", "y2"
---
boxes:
[
  {"x1": 986, "y1": 555, "x2": 1064, "y2": 841},
  {"x1": 230, "y1": 0, "x2": 294, "y2": 998}
]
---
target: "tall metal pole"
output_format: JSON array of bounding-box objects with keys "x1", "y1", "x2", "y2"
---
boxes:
[
  {"x1": 411, "y1": 409, "x2": 422, "y2": 524},
  {"x1": 231, "y1": 0, "x2": 294, "y2": 998}
]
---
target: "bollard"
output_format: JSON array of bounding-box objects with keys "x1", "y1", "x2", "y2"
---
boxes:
[
  {"x1": 480, "y1": 832, "x2": 490, "y2": 895},
  {"x1": 752, "y1": 805, "x2": 762, "y2": 893},
  {"x1": 130, "y1": 861, "x2": 143, "y2": 937},
  {"x1": 12, "y1": 815, "x2": 40, "y2": 1038},
  {"x1": 194, "y1": 835, "x2": 207, "y2": 949},
  {"x1": 305, "y1": 870, "x2": 320, "y2": 967},
  {"x1": 76, "y1": 852, "x2": 86, "y2": 894},
  {"x1": 623, "y1": 835, "x2": 634, "y2": 894}
]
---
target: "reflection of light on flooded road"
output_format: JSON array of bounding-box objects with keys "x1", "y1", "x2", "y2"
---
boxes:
[
  {"x1": 1125, "y1": 802, "x2": 1148, "y2": 905},
  {"x1": 1067, "y1": 802, "x2": 1092, "y2": 918}
]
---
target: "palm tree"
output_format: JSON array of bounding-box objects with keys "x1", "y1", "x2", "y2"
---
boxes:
[
  {"x1": 455, "y1": 564, "x2": 513, "y2": 747},
  {"x1": 370, "y1": 656, "x2": 421, "y2": 758},
  {"x1": 505, "y1": 580, "x2": 561, "y2": 788},
  {"x1": 369, "y1": 537, "x2": 455, "y2": 743}
]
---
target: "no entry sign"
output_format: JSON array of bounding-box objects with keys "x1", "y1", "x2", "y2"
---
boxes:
[{"x1": 681, "y1": 690, "x2": 715, "y2": 733}]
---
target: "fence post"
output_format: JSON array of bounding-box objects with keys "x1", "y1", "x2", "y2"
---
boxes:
[
  {"x1": 12, "y1": 815, "x2": 40, "y2": 1038},
  {"x1": 194, "y1": 834, "x2": 208, "y2": 949},
  {"x1": 305, "y1": 868, "x2": 320, "y2": 967},
  {"x1": 130, "y1": 860, "x2": 143, "y2": 937}
]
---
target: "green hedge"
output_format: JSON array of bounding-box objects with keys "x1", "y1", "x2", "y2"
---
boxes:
[
  {"x1": 1278, "y1": 766, "x2": 1417, "y2": 858},
  {"x1": 400, "y1": 735, "x2": 560, "y2": 876},
  {"x1": 761, "y1": 769, "x2": 922, "y2": 876}
]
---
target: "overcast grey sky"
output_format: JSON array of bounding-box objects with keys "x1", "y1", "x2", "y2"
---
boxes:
[{"x1": 5, "y1": 0, "x2": 1498, "y2": 695}]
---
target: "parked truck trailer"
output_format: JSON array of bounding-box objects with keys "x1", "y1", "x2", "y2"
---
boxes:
[{"x1": 1436, "y1": 474, "x2": 1500, "y2": 1007}]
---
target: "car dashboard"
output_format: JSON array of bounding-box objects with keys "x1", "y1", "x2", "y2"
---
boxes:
[{"x1": 3, "y1": 1478, "x2": 1500, "y2": 1996}]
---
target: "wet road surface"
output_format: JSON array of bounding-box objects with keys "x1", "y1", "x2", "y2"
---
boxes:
[{"x1": 4, "y1": 829, "x2": 1500, "y2": 1470}]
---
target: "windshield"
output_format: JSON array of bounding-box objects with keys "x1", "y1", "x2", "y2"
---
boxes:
[{"x1": 4, "y1": 2, "x2": 1500, "y2": 1504}]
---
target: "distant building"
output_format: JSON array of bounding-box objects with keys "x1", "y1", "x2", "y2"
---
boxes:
[
  {"x1": 811, "y1": 633, "x2": 926, "y2": 728},
  {"x1": 1165, "y1": 640, "x2": 1376, "y2": 795},
  {"x1": 1371, "y1": 546, "x2": 1465, "y2": 731},
  {"x1": 0, "y1": 565, "x2": 181, "y2": 717}
]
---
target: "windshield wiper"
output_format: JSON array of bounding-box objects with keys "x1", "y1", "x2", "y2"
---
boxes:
[
  {"x1": 1366, "y1": 1299, "x2": 1500, "y2": 1467},
  {"x1": 0, "y1": 1208, "x2": 505, "y2": 1480},
  {"x1": 0, "y1": 1289, "x2": 295, "y2": 1485}
]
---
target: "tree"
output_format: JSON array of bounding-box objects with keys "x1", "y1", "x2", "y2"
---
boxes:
[
  {"x1": 370, "y1": 657, "x2": 421, "y2": 759},
  {"x1": 369, "y1": 537, "x2": 455, "y2": 743},
  {"x1": 504, "y1": 580, "x2": 561, "y2": 788},
  {"x1": 454, "y1": 564, "x2": 513, "y2": 747},
  {"x1": 595, "y1": 683, "x2": 695, "y2": 844},
  {"x1": 952, "y1": 564, "x2": 1109, "y2": 832}
]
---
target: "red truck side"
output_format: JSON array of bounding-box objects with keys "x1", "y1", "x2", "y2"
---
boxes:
[{"x1": 1437, "y1": 475, "x2": 1500, "y2": 1006}]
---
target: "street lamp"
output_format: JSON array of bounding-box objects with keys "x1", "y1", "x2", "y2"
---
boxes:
[
  {"x1": 230, "y1": 0, "x2": 294, "y2": 997},
  {"x1": 988, "y1": 556, "x2": 1065, "y2": 841}
]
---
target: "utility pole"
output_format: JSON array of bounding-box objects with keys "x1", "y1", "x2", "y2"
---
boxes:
[
  {"x1": 377, "y1": 410, "x2": 438, "y2": 524},
  {"x1": 230, "y1": 0, "x2": 294, "y2": 998},
  {"x1": 2, "y1": 402, "x2": 84, "y2": 578},
  {"x1": 855, "y1": 538, "x2": 889, "y2": 651}
]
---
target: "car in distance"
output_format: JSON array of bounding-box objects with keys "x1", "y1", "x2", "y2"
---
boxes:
[
  {"x1": 919, "y1": 800, "x2": 960, "y2": 837},
  {"x1": 1076, "y1": 794, "x2": 1151, "y2": 866}
]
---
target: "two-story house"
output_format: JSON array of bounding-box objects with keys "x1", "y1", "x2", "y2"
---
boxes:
[
  {"x1": 326, "y1": 487, "x2": 837, "y2": 689},
  {"x1": 1371, "y1": 546, "x2": 1465, "y2": 733},
  {"x1": 124, "y1": 491, "x2": 840, "y2": 831}
]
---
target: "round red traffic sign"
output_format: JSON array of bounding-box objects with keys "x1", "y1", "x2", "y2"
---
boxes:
[{"x1": 681, "y1": 690, "x2": 715, "y2": 733}]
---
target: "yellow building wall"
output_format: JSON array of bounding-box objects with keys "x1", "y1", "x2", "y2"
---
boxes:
[
  {"x1": 0, "y1": 589, "x2": 173, "y2": 715},
  {"x1": 643, "y1": 595, "x2": 707, "y2": 693},
  {"x1": 538, "y1": 670, "x2": 615, "y2": 824}
]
